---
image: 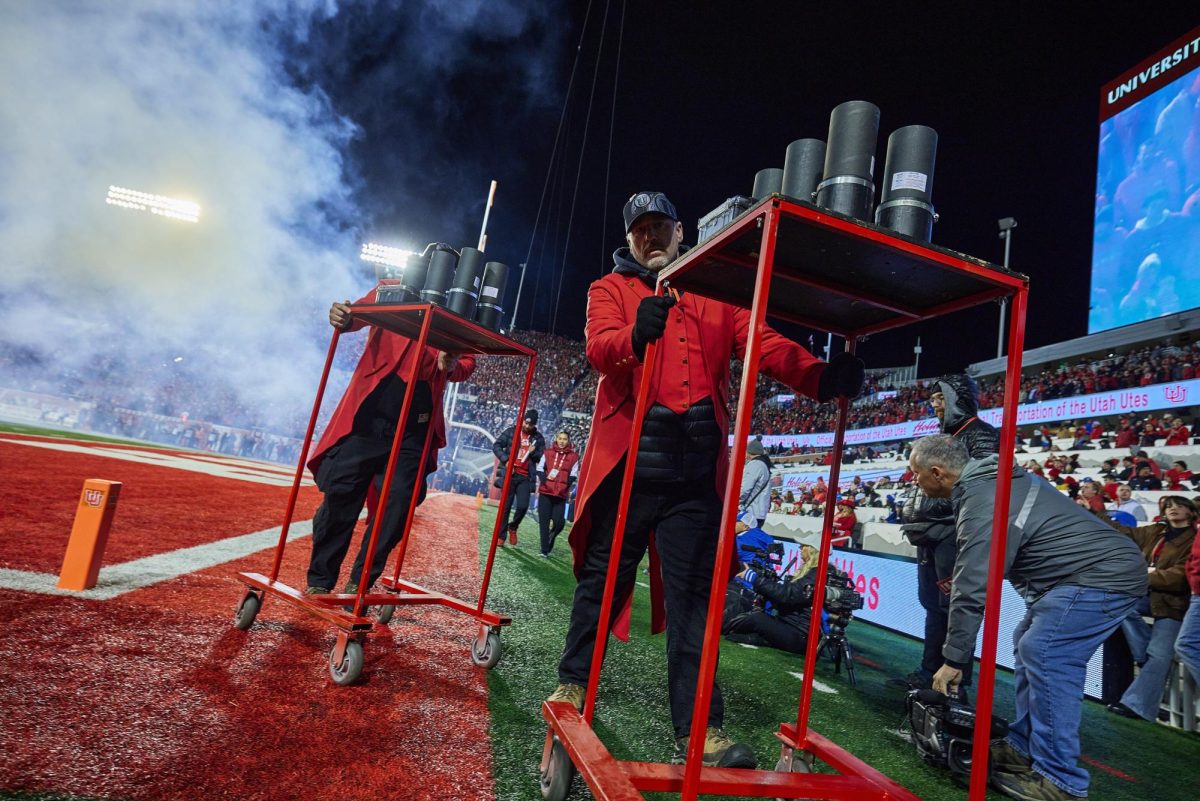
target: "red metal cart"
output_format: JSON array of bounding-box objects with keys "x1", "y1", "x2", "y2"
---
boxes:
[
  {"x1": 232, "y1": 302, "x2": 537, "y2": 685},
  {"x1": 540, "y1": 195, "x2": 1028, "y2": 800}
]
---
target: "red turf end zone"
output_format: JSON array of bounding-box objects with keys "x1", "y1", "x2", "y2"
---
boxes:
[
  {"x1": 0, "y1": 433, "x2": 322, "y2": 572},
  {"x1": 0, "y1": 434, "x2": 496, "y2": 800}
]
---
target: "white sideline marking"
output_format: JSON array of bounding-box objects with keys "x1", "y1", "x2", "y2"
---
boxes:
[
  {"x1": 636, "y1": 581, "x2": 650, "y2": 589},
  {"x1": 0, "y1": 493, "x2": 452, "y2": 600},
  {"x1": 0, "y1": 519, "x2": 317, "y2": 599},
  {"x1": 737, "y1": 643, "x2": 760, "y2": 649},
  {"x1": 787, "y1": 670, "x2": 839, "y2": 695},
  {"x1": 0, "y1": 436, "x2": 311, "y2": 487}
]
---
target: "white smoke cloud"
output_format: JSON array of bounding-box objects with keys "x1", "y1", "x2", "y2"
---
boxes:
[
  {"x1": 0, "y1": 1, "x2": 362, "y2": 432},
  {"x1": 0, "y1": 1, "x2": 565, "y2": 444}
]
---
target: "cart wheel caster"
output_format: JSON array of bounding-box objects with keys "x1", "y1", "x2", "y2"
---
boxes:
[
  {"x1": 470, "y1": 629, "x2": 502, "y2": 669},
  {"x1": 376, "y1": 605, "x2": 395, "y2": 625},
  {"x1": 232, "y1": 590, "x2": 261, "y2": 630},
  {"x1": 775, "y1": 750, "x2": 812, "y2": 801},
  {"x1": 540, "y1": 735, "x2": 574, "y2": 801},
  {"x1": 329, "y1": 638, "x2": 364, "y2": 685}
]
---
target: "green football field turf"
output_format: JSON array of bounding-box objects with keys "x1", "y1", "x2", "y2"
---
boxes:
[{"x1": 478, "y1": 506, "x2": 1197, "y2": 801}]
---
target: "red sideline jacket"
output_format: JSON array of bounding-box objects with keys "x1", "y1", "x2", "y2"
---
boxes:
[
  {"x1": 570, "y1": 271, "x2": 826, "y2": 639},
  {"x1": 538, "y1": 444, "x2": 580, "y2": 499},
  {"x1": 307, "y1": 287, "x2": 476, "y2": 480}
]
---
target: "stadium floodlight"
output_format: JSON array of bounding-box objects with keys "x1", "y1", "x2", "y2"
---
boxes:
[
  {"x1": 105, "y1": 186, "x2": 200, "y2": 223},
  {"x1": 360, "y1": 242, "x2": 416, "y2": 268}
]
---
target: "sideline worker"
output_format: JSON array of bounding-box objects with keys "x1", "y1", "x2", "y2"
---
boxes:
[
  {"x1": 305, "y1": 293, "x2": 475, "y2": 595},
  {"x1": 546, "y1": 190, "x2": 864, "y2": 770},
  {"x1": 912, "y1": 434, "x2": 1145, "y2": 801}
]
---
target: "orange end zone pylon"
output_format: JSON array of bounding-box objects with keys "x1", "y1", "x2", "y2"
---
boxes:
[{"x1": 57, "y1": 479, "x2": 122, "y2": 591}]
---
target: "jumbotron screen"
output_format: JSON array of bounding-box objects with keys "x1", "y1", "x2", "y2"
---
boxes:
[{"x1": 1090, "y1": 25, "x2": 1200, "y2": 334}]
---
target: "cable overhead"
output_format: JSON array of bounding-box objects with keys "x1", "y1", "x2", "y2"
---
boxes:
[
  {"x1": 552, "y1": 0, "x2": 611, "y2": 333},
  {"x1": 599, "y1": 0, "x2": 627, "y2": 275},
  {"x1": 518, "y1": 0, "x2": 594, "y2": 330}
]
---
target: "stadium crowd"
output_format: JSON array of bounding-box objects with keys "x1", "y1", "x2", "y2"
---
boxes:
[{"x1": 4, "y1": 328, "x2": 1199, "y2": 472}]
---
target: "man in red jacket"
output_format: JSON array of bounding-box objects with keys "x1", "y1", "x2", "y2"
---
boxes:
[
  {"x1": 304, "y1": 292, "x2": 475, "y2": 595},
  {"x1": 536, "y1": 430, "x2": 581, "y2": 557},
  {"x1": 546, "y1": 191, "x2": 863, "y2": 769}
]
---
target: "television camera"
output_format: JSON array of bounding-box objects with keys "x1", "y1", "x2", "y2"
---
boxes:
[{"x1": 906, "y1": 688, "x2": 1008, "y2": 782}]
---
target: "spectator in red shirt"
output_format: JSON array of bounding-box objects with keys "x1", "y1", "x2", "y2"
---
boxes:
[
  {"x1": 1166, "y1": 460, "x2": 1193, "y2": 491},
  {"x1": 1115, "y1": 419, "x2": 1138, "y2": 448},
  {"x1": 832, "y1": 499, "x2": 858, "y2": 547},
  {"x1": 1165, "y1": 417, "x2": 1191, "y2": 446},
  {"x1": 1079, "y1": 481, "x2": 1107, "y2": 514}
]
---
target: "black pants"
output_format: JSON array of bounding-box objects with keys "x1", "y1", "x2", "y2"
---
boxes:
[
  {"x1": 724, "y1": 610, "x2": 810, "y2": 654},
  {"x1": 308, "y1": 409, "x2": 430, "y2": 591},
  {"x1": 558, "y1": 469, "x2": 724, "y2": 739},
  {"x1": 500, "y1": 472, "x2": 532, "y2": 537},
  {"x1": 538, "y1": 494, "x2": 567, "y2": 554},
  {"x1": 917, "y1": 535, "x2": 973, "y2": 685}
]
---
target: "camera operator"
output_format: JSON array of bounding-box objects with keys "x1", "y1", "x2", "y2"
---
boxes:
[
  {"x1": 889, "y1": 374, "x2": 996, "y2": 698},
  {"x1": 723, "y1": 539, "x2": 859, "y2": 655},
  {"x1": 912, "y1": 435, "x2": 1146, "y2": 801}
]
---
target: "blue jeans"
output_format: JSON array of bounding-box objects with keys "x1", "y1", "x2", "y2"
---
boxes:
[
  {"x1": 1007, "y1": 585, "x2": 1137, "y2": 798},
  {"x1": 1174, "y1": 595, "x2": 1200, "y2": 688},
  {"x1": 1118, "y1": 596, "x2": 1184, "y2": 720}
]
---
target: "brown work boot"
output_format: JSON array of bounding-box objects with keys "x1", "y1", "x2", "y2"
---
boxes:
[
  {"x1": 546, "y1": 682, "x2": 586, "y2": 711},
  {"x1": 991, "y1": 770, "x2": 1082, "y2": 801},
  {"x1": 990, "y1": 739, "x2": 1033, "y2": 775},
  {"x1": 671, "y1": 727, "x2": 757, "y2": 769},
  {"x1": 508, "y1": 524, "x2": 519, "y2": 546}
]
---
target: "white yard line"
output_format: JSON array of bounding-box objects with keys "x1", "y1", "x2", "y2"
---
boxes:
[
  {"x1": 0, "y1": 519, "x2": 316, "y2": 599},
  {"x1": 0, "y1": 492, "x2": 448, "y2": 600},
  {"x1": 0, "y1": 436, "x2": 311, "y2": 487},
  {"x1": 787, "y1": 670, "x2": 839, "y2": 695}
]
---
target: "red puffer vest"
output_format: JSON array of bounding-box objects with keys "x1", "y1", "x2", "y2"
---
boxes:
[{"x1": 538, "y1": 444, "x2": 580, "y2": 499}]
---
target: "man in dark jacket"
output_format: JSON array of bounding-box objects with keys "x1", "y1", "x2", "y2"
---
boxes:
[
  {"x1": 913, "y1": 435, "x2": 1146, "y2": 801},
  {"x1": 889, "y1": 374, "x2": 997, "y2": 695},
  {"x1": 493, "y1": 409, "x2": 545, "y2": 545},
  {"x1": 930, "y1": 373, "x2": 998, "y2": 458}
]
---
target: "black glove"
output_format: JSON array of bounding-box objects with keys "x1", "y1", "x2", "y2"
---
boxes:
[
  {"x1": 631, "y1": 294, "x2": 676, "y2": 358},
  {"x1": 818, "y1": 352, "x2": 866, "y2": 402}
]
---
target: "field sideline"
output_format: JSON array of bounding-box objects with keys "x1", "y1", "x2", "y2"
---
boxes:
[{"x1": 0, "y1": 426, "x2": 1193, "y2": 800}]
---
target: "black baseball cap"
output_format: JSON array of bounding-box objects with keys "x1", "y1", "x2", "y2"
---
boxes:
[
  {"x1": 524, "y1": 409, "x2": 539, "y2": 424},
  {"x1": 623, "y1": 191, "x2": 678, "y2": 232}
]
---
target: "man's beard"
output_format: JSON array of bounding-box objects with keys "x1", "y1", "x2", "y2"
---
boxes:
[{"x1": 644, "y1": 251, "x2": 676, "y2": 271}]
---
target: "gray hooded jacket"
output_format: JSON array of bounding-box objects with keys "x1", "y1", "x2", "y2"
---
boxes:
[{"x1": 942, "y1": 455, "x2": 1147, "y2": 666}]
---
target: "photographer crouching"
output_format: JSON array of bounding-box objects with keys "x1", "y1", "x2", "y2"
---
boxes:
[{"x1": 722, "y1": 523, "x2": 862, "y2": 655}]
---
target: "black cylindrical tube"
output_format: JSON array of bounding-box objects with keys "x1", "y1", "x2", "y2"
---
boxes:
[
  {"x1": 400, "y1": 250, "x2": 431, "y2": 302},
  {"x1": 781, "y1": 138, "x2": 826, "y2": 201},
  {"x1": 815, "y1": 100, "x2": 880, "y2": 220},
  {"x1": 446, "y1": 246, "x2": 486, "y2": 318},
  {"x1": 876, "y1": 125, "x2": 938, "y2": 241},
  {"x1": 475, "y1": 261, "x2": 510, "y2": 331},
  {"x1": 751, "y1": 167, "x2": 784, "y2": 201},
  {"x1": 420, "y1": 246, "x2": 457, "y2": 307}
]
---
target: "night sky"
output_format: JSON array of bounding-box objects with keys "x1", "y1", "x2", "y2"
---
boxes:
[{"x1": 299, "y1": 3, "x2": 1199, "y2": 378}]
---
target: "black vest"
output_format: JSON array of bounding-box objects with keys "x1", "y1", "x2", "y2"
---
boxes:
[{"x1": 634, "y1": 396, "x2": 721, "y2": 484}]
